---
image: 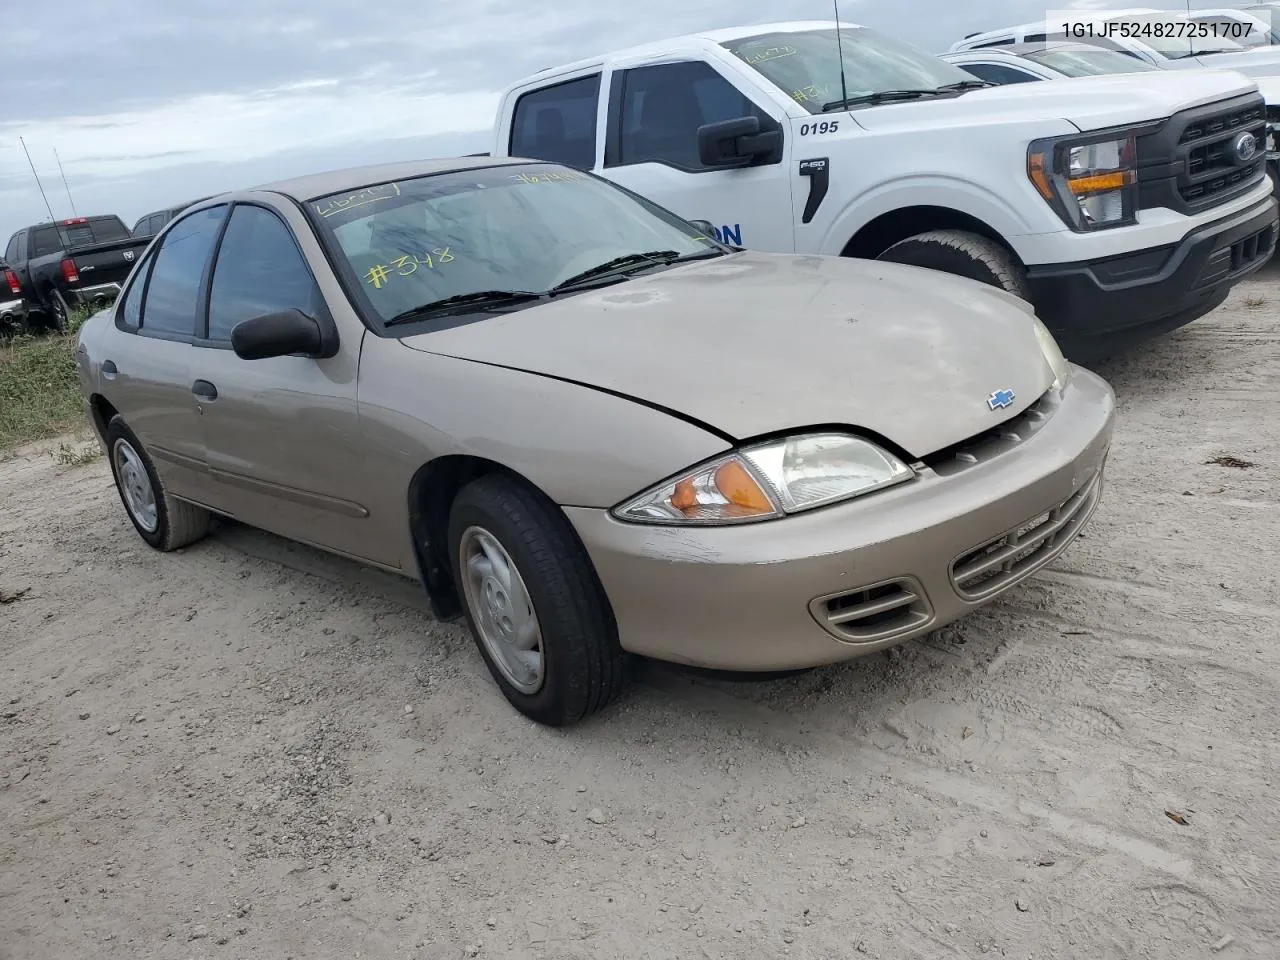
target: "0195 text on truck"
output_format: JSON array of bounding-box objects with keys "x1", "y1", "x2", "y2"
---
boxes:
[{"x1": 491, "y1": 19, "x2": 1279, "y2": 362}]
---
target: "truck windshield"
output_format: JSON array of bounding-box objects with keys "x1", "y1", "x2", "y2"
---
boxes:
[
  {"x1": 722, "y1": 27, "x2": 981, "y2": 114},
  {"x1": 1023, "y1": 46, "x2": 1163, "y2": 76},
  {"x1": 309, "y1": 163, "x2": 727, "y2": 329}
]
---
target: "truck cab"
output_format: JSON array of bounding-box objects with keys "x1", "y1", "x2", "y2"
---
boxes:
[{"x1": 492, "y1": 19, "x2": 1279, "y2": 361}]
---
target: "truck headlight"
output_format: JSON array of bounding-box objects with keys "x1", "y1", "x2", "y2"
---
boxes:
[
  {"x1": 612, "y1": 434, "x2": 915, "y2": 525},
  {"x1": 1028, "y1": 132, "x2": 1138, "y2": 232}
]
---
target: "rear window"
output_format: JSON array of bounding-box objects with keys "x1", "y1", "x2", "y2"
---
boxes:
[{"x1": 29, "y1": 217, "x2": 130, "y2": 256}]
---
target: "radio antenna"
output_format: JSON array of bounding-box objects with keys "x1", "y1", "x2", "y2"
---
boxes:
[
  {"x1": 54, "y1": 147, "x2": 78, "y2": 218},
  {"x1": 19, "y1": 137, "x2": 56, "y2": 223},
  {"x1": 833, "y1": 0, "x2": 850, "y2": 109}
]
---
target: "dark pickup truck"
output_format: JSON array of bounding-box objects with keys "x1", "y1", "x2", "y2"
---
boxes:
[{"x1": 3, "y1": 215, "x2": 150, "y2": 331}]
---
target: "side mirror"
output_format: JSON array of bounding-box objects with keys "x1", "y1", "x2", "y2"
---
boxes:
[
  {"x1": 230, "y1": 308, "x2": 338, "y2": 361},
  {"x1": 697, "y1": 116, "x2": 782, "y2": 168},
  {"x1": 688, "y1": 219, "x2": 719, "y2": 240}
]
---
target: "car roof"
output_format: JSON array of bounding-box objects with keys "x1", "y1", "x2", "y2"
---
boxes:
[{"x1": 244, "y1": 155, "x2": 533, "y2": 203}]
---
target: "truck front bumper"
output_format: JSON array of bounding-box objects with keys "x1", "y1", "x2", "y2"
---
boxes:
[{"x1": 1024, "y1": 197, "x2": 1278, "y2": 363}]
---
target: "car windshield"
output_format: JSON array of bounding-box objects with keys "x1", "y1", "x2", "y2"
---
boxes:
[
  {"x1": 1023, "y1": 46, "x2": 1164, "y2": 76},
  {"x1": 309, "y1": 164, "x2": 726, "y2": 329},
  {"x1": 721, "y1": 27, "x2": 981, "y2": 114},
  {"x1": 1105, "y1": 14, "x2": 1248, "y2": 58}
]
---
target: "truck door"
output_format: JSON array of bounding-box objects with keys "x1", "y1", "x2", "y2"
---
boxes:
[{"x1": 595, "y1": 59, "x2": 795, "y2": 253}]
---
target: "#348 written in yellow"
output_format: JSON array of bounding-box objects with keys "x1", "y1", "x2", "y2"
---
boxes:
[{"x1": 364, "y1": 248, "x2": 456, "y2": 289}]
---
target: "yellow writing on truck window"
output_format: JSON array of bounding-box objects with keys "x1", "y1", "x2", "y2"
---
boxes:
[
  {"x1": 315, "y1": 182, "x2": 402, "y2": 219},
  {"x1": 791, "y1": 84, "x2": 834, "y2": 104},
  {"x1": 744, "y1": 44, "x2": 796, "y2": 65},
  {"x1": 509, "y1": 171, "x2": 587, "y2": 185},
  {"x1": 364, "y1": 248, "x2": 456, "y2": 288}
]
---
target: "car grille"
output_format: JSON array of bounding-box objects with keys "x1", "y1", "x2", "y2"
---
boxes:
[
  {"x1": 949, "y1": 469, "x2": 1103, "y2": 602},
  {"x1": 809, "y1": 577, "x2": 933, "y2": 644},
  {"x1": 1197, "y1": 219, "x2": 1279, "y2": 288},
  {"x1": 921, "y1": 389, "x2": 1056, "y2": 476},
  {"x1": 1136, "y1": 94, "x2": 1267, "y2": 215}
]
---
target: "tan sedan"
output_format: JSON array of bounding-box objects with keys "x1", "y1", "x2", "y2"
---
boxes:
[{"x1": 75, "y1": 157, "x2": 1115, "y2": 726}]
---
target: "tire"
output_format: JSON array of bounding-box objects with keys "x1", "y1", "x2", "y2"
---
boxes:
[
  {"x1": 876, "y1": 229, "x2": 1031, "y2": 301},
  {"x1": 47, "y1": 289, "x2": 71, "y2": 333},
  {"x1": 447, "y1": 473, "x2": 626, "y2": 726},
  {"x1": 105, "y1": 415, "x2": 211, "y2": 551}
]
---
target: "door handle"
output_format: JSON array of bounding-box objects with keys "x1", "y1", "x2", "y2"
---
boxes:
[
  {"x1": 101, "y1": 360, "x2": 117, "y2": 381},
  {"x1": 191, "y1": 379, "x2": 218, "y2": 401}
]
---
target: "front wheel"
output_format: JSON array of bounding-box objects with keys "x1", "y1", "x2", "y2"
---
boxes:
[
  {"x1": 447, "y1": 473, "x2": 627, "y2": 726},
  {"x1": 876, "y1": 229, "x2": 1031, "y2": 302},
  {"x1": 105, "y1": 416, "x2": 211, "y2": 551}
]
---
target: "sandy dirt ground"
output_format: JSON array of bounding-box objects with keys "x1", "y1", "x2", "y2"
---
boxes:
[{"x1": 2, "y1": 265, "x2": 1279, "y2": 960}]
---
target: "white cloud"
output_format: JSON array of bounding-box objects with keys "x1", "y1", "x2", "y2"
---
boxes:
[{"x1": 2, "y1": 75, "x2": 500, "y2": 185}]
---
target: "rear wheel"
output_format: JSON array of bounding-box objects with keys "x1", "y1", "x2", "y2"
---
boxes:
[
  {"x1": 876, "y1": 229, "x2": 1031, "y2": 301},
  {"x1": 47, "y1": 290, "x2": 71, "y2": 333},
  {"x1": 105, "y1": 416, "x2": 210, "y2": 551},
  {"x1": 447, "y1": 473, "x2": 627, "y2": 726}
]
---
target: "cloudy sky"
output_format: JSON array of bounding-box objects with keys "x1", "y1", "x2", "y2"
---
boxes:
[{"x1": 1, "y1": 0, "x2": 1188, "y2": 240}]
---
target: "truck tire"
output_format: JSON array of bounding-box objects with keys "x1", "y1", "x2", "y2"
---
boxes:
[
  {"x1": 876, "y1": 230, "x2": 1031, "y2": 302},
  {"x1": 48, "y1": 290, "x2": 71, "y2": 334}
]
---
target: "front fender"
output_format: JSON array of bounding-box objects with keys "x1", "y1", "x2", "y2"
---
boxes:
[{"x1": 816, "y1": 174, "x2": 1052, "y2": 260}]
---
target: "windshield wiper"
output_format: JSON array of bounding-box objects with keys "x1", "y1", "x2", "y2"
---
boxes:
[
  {"x1": 934, "y1": 79, "x2": 992, "y2": 91},
  {"x1": 822, "y1": 89, "x2": 940, "y2": 112},
  {"x1": 551, "y1": 250, "x2": 684, "y2": 290},
  {"x1": 384, "y1": 289, "x2": 545, "y2": 327},
  {"x1": 552, "y1": 248, "x2": 731, "y2": 292}
]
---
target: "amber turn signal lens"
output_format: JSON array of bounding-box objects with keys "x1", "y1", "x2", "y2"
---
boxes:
[{"x1": 713, "y1": 460, "x2": 773, "y2": 513}]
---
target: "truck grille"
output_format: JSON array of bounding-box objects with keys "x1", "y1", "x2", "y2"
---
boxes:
[{"x1": 1136, "y1": 94, "x2": 1267, "y2": 215}]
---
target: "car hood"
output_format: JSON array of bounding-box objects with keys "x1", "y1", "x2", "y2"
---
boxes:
[
  {"x1": 851, "y1": 69, "x2": 1260, "y2": 131},
  {"x1": 1189, "y1": 49, "x2": 1280, "y2": 76},
  {"x1": 396, "y1": 252, "x2": 1057, "y2": 459}
]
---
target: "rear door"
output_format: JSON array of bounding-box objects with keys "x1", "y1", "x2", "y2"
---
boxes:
[
  {"x1": 101, "y1": 205, "x2": 230, "y2": 507},
  {"x1": 596, "y1": 57, "x2": 795, "y2": 252},
  {"x1": 188, "y1": 201, "x2": 379, "y2": 564}
]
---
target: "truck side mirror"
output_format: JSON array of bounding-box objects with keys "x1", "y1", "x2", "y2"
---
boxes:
[{"x1": 697, "y1": 116, "x2": 782, "y2": 168}]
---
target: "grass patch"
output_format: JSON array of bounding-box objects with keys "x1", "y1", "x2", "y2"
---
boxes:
[{"x1": 0, "y1": 307, "x2": 95, "y2": 453}]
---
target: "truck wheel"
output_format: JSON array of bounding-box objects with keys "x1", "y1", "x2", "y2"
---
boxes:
[
  {"x1": 877, "y1": 230, "x2": 1031, "y2": 302},
  {"x1": 48, "y1": 290, "x2": 71, "y2": 333},
  {"x1": 447, "y1": 472, "x2": 627, "y2": 726},
  {"x1": 105, "y1": 415, "x2": 211, "y2": 551}
]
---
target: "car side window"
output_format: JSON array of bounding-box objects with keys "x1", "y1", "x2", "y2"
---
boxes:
[
  {"x1": 509, "y1": 75, "x2": 601, "y2": 170},
  {"x1": 206, "y1": 205, "x2": 324, "y2": 343},
  {"x1": 610, "y1": 61, "x2": 781, "y2": 172},
  {"x1": 5, "y1": 234, "x2": 19, "y2": 262},
  {"x1": 961, "y1": 63, "x2": 1041, "y2": 85},
  {"x1": 117, "y1": 251, "x2": 152, "y2": 328},
  {"x1": 139, "y1": 205, "x2": 227, "y2": 337}
]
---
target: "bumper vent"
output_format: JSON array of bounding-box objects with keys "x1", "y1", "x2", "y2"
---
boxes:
[
  {"x1": 950, "y1": 470, "x2": 1103, "y2": 601},
  {"x1": 809, "y1": 577, "x2": 933, "y2": 644}
]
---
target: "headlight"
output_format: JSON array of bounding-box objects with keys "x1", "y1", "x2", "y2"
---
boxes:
[
  {"x1": 1028, "y1": 131, "x2": 1137, "y2": 232},
  {"x1": 1032, "y1": 317, "x2": 1071, "y2": 393},
  {"x1": 612, "y1": 434, "x2": 915, "y2": 525}
]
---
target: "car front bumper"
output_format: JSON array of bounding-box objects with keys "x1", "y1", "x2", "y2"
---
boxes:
[
  {"x1": 563, "y1": 367, "x2": 1116, "y2": 672},
  {"x1": 1024, "y1": 196, "x2": 1278, "y2": 363}
]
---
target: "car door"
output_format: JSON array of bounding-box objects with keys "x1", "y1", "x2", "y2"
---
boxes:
[
  {"x1": 190, "y1": 201, "x2": 384, "y2": 565},
  {"x1": 597, "y1": 58, "x2": 795, "y2": 252},
  {"x1": 102, "y1": 204, "x2": 229, "y2": 507}
]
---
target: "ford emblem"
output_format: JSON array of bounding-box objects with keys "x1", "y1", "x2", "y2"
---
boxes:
[{"x1": 1233, "y1": 131, "x2": 1258, "y2": 164}]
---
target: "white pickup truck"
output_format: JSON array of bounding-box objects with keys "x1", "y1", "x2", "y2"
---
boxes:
[{"x1": 489, "y1": 19, "x2": 1279, "y2": 361}]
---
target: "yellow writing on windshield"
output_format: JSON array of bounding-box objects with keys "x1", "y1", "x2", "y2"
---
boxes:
[
  {"x1": 364, "y1": 247, "x2": 457, "y2": 288},
  {"x1": 315, "y1": 182, "x2": 402, "y2": 219},
  {"x1": 744, "y1": 44, "x2": 797, "y2": 65},
  {"x1": 509, "y1": 171, "x2": 587, "y2": 185},
  {"x1": 791, "y1": 83, "x2": 834, "y2": 104}
]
